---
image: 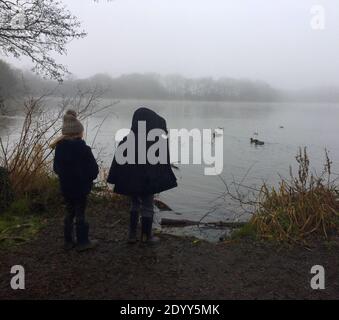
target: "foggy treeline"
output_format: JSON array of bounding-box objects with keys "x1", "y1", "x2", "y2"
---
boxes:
[
  {"x1": 60, "y1": 73, "x2": 282, "y2": 102},
  {"x1": 1, "y1": 59, "x2": 339, "y2": 112}
]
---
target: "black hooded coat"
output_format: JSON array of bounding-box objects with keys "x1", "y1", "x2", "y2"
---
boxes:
[{"x1": 107, "y1": 107, "x2": 177, "y2": 195}]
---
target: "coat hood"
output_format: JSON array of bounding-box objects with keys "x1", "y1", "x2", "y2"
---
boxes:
[{"x1": 131, "y1": 107, "x2": 167, "y2": 135}]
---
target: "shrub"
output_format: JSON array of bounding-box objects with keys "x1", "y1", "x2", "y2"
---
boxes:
[
  {"x1": 250, "y1": 148, "x2": 339, "y2": 243},
  {"x1": 232, "y1": 222, "x2": 258, "y2": 240},
  {"x1": 6, "y1": 198, "x2": 30, "y2": 216},
  {"x1": 0, "y1": 166, "x2": 13, "y2": 213}
]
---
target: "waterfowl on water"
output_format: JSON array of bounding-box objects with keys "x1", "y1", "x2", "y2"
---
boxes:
[{"x1": 250, "y1": 138, "x2": 265, "y2": 145}]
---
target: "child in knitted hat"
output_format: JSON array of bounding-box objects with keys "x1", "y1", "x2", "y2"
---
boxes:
[
  {"x1": 50, "y1": 110, "x2": 84, "y2": 149},
  {"x1": 53, "y1": 110, "x2": 99, "y2": 251}
]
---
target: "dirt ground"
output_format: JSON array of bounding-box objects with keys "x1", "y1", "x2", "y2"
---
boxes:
[{"x1": 0, "y1": 200, "x2": 338, "y2": 300}]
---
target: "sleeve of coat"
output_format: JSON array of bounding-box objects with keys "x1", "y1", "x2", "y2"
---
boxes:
[
  {"x1": 53, "y1": 148, "x2": 60, "y2": 175},
  {"x1": 85, "y1": 146, "x2": 99, "y2": 181}
]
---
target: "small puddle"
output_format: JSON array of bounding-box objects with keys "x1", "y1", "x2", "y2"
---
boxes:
[
  {"x1": 157, "y1": 225, "x2": 233, "y2": 243},
  {"x1": 153, "y1": 207, "x2": 240, "y2": 243}
]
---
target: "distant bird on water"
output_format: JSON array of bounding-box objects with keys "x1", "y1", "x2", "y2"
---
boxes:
[{"x1": 250, "y1": 138, "x2": 264, "y2": 145}]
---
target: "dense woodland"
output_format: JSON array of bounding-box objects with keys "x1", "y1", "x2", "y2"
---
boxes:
[{"x1": 1, "y1": 59, "x2": 339, "y2": 113}]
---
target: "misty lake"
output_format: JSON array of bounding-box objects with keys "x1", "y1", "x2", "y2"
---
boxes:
[{"x1": 1, "y1": 99, "x2": 339, "y2": 225}]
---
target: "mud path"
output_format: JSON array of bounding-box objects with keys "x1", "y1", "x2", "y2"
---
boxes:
[{"x1": 0, "y1": 201, "x2": 338, "y2": 300}]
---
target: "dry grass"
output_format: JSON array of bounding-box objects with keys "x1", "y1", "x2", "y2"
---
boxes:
[{"x1": 249, "y1": 148, "x2": 339, "y2": 243}]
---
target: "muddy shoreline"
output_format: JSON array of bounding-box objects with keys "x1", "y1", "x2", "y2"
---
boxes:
[{"x1": 0, "y1": 200, "x2": 338, "y2": 300}]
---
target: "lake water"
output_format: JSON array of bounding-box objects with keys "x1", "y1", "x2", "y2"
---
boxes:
[{"x1": 1, "y1": 99, "x2": 339, "y2": 224}]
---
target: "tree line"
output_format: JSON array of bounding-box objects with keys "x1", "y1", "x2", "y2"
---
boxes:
[
  {"x1": 1, "y1": 59, "x2": 339, "y2": 112},
  {"x1": 0, "y1": 59, "x2": 281, "y2": 106}
]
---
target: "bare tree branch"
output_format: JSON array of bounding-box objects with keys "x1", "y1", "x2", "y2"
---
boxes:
[{"x1": 0, "y1": 0, "x2": 87, "y2": 81}]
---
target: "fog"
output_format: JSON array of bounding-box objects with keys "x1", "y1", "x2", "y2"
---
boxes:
[{"x1": 5, "y1": 0, "x2": 339, "y2": 89}]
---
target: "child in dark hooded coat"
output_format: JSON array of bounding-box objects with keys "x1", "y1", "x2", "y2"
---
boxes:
[{"x1": 107, "y1": 107, "x2": 177, "y2": 244}]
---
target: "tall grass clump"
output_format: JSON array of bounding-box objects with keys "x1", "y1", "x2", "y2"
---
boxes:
[{"x1": 250, "y1": 148, "x2": 339, "y2": 243}]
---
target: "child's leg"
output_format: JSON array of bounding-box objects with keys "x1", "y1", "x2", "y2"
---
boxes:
[
  {"x1": 74, "y1": 197, "x2": 86, "y2": 226},
  {"x1": 130, "y1": 195, "x2": 140, "y2": 212},
  {"x1": 140, "y1": 195, "x2": 154, "y2": 218},
  {"x1": 64, "y1": 197, "x2": 76, "y2": 246},
  {"x1": 74, "y1": 196, "x2": 98, "y2": 251},
  {"x1": 74, "y1": 197, "x2": 89, "y2": 245},
  {"x1": 140, "y1": 195, "x2": 158, "y2": 243},
  {"x1": 128, "y1": 196, "x2": 140, "y2": 243}
]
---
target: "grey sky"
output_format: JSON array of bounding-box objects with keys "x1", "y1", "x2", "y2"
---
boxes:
[{"x1": 4, "y1": 0, "x2": 339, "y2": 89}]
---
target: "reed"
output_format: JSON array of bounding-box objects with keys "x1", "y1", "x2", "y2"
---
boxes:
[{"x1": 249, "y1": 148, "x2": 339, "y2": 243}]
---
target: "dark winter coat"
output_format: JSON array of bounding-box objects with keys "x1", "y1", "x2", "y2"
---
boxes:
[
  {"x1": 107, "y1": 107, "x2": 177, "y2": 196},
  {"x1": 53, "y1": 138, "x2": 99, "y2": 199}
]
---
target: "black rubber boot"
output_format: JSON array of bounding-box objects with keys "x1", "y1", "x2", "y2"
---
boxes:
[
  {"x1": 141, "y1": 216, "x2": 160, "y2": 245},
  {"x1": 63, "y1": 219, "x2": 75, "y2": 251},
  {"x1": 76, "y1": 222, "x2": 98, "y2": 252},
  {"x1": 128, "y1": 211, "x2": 139, "y2": 244}
]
